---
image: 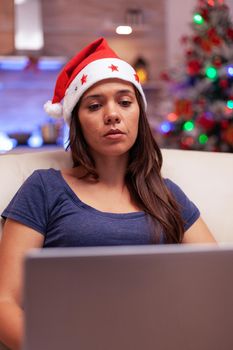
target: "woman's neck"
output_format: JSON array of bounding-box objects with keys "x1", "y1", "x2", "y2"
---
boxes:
[{"x1": 93, "y1": 153, "x2": 128, "y2": 188}]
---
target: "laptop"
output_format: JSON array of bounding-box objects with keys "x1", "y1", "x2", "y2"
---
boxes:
[{"x1": 23, "y1": 244, "x2": 233, "y2": 350}]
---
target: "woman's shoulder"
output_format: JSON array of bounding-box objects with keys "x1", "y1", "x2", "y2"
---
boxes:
[
  {"x1": 26, "y1": 168, "x2": 60, "y2": 183},
  {"x1": 163, "y1": 178, "x2": 181, "y2": 192},
  {"x1": 32, "y1": 168, "x2": 60, "y2": 177},
  {"x1": 21, "y1": 168, "x2": 66, "y2": 194},
  {"x1": 163, "y1": 177, "x2": 191, "y2": 204}
]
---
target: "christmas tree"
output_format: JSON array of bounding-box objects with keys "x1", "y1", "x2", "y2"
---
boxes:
[{"x1": 159, "y1": 0, "x2": 233, "y2": 152}]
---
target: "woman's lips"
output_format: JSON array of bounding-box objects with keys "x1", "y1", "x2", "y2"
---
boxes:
[
  {"x1": 104, "y1": 129, "x2": 125, "y2": 139},
  {"x1": 104, "y1": 133, "x2": 125, "y2": 139}
]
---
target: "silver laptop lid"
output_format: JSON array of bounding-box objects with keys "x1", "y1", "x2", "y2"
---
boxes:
[{"x1": 23, "y1": 244, "x2": 233, "y2": 350}]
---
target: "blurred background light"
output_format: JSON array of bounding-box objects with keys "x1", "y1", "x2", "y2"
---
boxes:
[
  {"x1": 38, "y1": 57, "x2": 66, "y2": 71},
  {"x1": 160, "y1": 121, "x2": 172, "y2": 133},
  {"x1": 0, "y1": 56, "x2": 29, "y2": 70},
  {"x1": 183, "y1": 120, "x2": 195, "y2": 132},
  {"x1": 27, "y1": 130, "x2": 43, "y2": 148},
  {"x1": 0, "y1": 133, "x2": 17, "y2": 153},
  {"x1": 227, "y1": 66, "x2": 233, "y2": 77},
  {"x1": 116, "y1": 26, "x2": 132, "y2": 35}
]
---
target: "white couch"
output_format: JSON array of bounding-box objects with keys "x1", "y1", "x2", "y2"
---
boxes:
[
  {"x1": 0, "y1": 148, "x2": 232, "y2": 350},
  {"x1": 0, "y1": 148, "x2": 232, "y2": 243}
]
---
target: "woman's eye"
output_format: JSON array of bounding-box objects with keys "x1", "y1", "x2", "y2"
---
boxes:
[
  {"x1": 120, "y1": 100, "x2": 132, "y2": 107},
  {"x1": 88, "y1": 103, "x2": 101, "y2": 111}
]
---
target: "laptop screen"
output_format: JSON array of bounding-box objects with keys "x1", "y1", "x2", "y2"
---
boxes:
[{"x1": 23, "y1": 244, "x2": 233, "y2": 350}]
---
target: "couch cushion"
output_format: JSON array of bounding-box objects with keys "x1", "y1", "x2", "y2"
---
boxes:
[
  {"x1": 0, "y1": 149, "x2": 72, "y2": 237},
  {"x1": 161, "y1": 149, "x2": 233, "y2": 243}
]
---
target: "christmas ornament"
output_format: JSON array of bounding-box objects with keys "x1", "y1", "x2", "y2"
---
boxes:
[
  {"x1": 192, "y1": 35, "x2": 202, "y2": 45},
  {"x1": 219, "y1": 79, "x2": 228, "y2": 88},
  {"x1": 175, "y1": 99, "x2": 193, "y2": 118},
  {"x1": 227, "y1": 28, "x2": 233, "y2": 40},
  {"x1": 196, "y1": 114, "x2": 216, "y2": 130},
  {"x1": 201, "y1": 39, "x2": 212, "y2": 52},
  {"x1": 213, "y1": 56, "x2": 222, "y2": 68},
  {"x1": 223, "y1": 124, "x2": 233, "y2": 146},
  {"x1": 187, "y1": 60, "x2": 202, "y2": 75}
]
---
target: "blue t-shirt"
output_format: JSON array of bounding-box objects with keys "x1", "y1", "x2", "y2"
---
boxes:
[{"x1": 1, "y1": 169, "x2": 200, "y2": 247}]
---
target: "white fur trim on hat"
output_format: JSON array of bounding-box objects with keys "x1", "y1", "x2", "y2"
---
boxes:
[
  {"x1": 62, "y1": 58, "x2": 147, "y2": 125},
  {"x1": 44, "y1": 100, "x2": 63, "y2": 118}
]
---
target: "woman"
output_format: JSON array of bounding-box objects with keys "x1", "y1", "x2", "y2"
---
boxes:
[{"x1": 0, "y1": 38, "x2": 216, "y2": 350}]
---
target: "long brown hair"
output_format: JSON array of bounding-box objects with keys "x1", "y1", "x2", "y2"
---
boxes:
[{"x1": 67, "y1": 88, "x2": 184, "y2": 244}]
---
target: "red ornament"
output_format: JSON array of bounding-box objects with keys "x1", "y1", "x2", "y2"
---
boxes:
[
  {"x1": 223, "y1": 125, "x2": 233, "y2": 146},
  {"x1": 200, "y1": 8, "x2": 209, "y2": 20},
  {"x1": 175, "y1": 99, "x2": 193, "y2": 118},
  {"x1": 212, "y1": 35, "x2": 221, "y2": 46},
  {"x1": 201, "y1": 39, "x2": 212, "y2": 52},
  {"x1": 227, "y1": 28, "x2": 233, "y2": 40},
  {"x1": 221, "y1": 120, "x2": 230, "y2": 129},
  {"x1": 219, "y1": 79, "x2": 228, "y2": 88},
  {"x1": 213, "y1": 56, "x2": 222, "y2": 68},
  {"x1": 187, "y1": 60, "x2": 201, "y2": 75},
  {"x1": 180, "y1": 136, "x2": 194, "y2": 150},
  {"x1": 207, "y1": 28, "x2": 217, "y2": 38},
  {"x1": 207, "y1": 28, "x2": 222, "y2": 46},
  {"x1": 192, "y1": 36, "x2": 202, "y2": 45},
  {"x1": 196, "y1": 114, "x2": 215, "y2": 130}
]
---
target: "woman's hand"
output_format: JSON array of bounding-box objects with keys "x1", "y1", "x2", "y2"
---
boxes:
[{"x1": 0, "y1": 219, "x2": 44, "y2": 350}]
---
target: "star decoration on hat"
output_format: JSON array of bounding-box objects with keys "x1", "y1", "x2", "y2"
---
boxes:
[
  {"x1": 134, "y1": 73, "x2": 140, "y2": 83},
  {"x1": 81, "y1": 74, "x2": 88, "y2": 85},
  {"x1": 108, "y1": 64, "x2": 119, "y2": 72}
]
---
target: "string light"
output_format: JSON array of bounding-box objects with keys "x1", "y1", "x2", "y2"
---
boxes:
[
  {"x1": 199, "y1": 134, "x2": 208, "y2": 144},
  {"x1": 227, "y1": 100, "x2": 233, "y2": 109},
  {"x1": 167, "y1": 113, "x2": 179, "y2": 122},
  {"x1": 224, "y1": 106, "x2": 232, "y2": 116},
  {"x1": 227, "y1": 66, "x2": 233, "y2": 77},
  {"x1": 160, "y1": 121, "x2": 172, "y2": 133},
  {"x1": 205, "y1": 66, "x2": 218, "y2": 79},
  {"x1": 193, "y1": 13, "x2": 204, "y2": 25},
  {"x1": 183, "y1": 121, "x2": 195, "y2": 131},
  {"x1": 208, "y1": 0, "x2": 225, "y2": 5}
]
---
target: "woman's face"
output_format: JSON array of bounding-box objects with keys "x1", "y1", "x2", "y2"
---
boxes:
[{"x1": 77, "y1": 79, "x2": 140, "y2": 158}]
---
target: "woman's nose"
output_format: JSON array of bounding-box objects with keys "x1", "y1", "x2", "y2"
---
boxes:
[
  {"x1": 104, "y1": 113, "x2": 121, "y2": 125},
  {"x1": 104, "y1": 104, "x2": 121, "y2": 124}
]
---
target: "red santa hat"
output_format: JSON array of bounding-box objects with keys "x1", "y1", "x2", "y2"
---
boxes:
[{"x1": 44, "y1": 37, "x2": 147, "y2": 124}]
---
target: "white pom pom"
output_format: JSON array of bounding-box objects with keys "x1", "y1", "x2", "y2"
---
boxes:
[{"x1": 44, "y1": 100, "x2": 63, "y2": 118}]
